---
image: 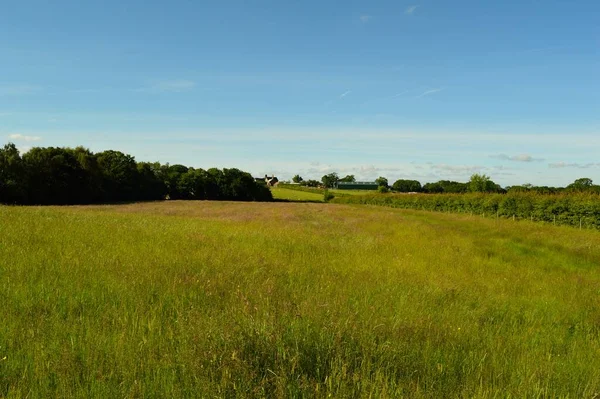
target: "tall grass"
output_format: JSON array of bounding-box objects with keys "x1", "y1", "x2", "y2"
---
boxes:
[{"x1": 1, "y1": 201, "x2": 600, "y2": 397}]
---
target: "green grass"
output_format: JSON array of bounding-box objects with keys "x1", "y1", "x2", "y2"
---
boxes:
[
  {"x1": 270, "y1": 186, "x2": 324, "y2": 202},
  {"x1": 2, "y1": 201, "x2": 600, "y2": 398},
  {"x1": 330, "y1": 189, "x2": 377, "y2": 196}
]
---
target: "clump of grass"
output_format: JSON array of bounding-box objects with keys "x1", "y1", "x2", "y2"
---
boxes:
[
  {"x1": 1, "y1": 202, "x2": 600, "y2": 397},
  {"x1": 323, "y1": 190, "x2": 335, "y2": 202}
]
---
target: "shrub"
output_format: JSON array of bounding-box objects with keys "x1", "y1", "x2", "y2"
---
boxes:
[{"x1": 323, "y1": 190, "x2": 335, "y2": 202}]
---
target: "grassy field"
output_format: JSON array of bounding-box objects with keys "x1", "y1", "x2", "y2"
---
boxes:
[
  {"x1": 270, "y1": 187, "x2": 324, "y2": 202},
  {"x1": 330, "y1": 189, "x2": 377, "y2": 196},
  {"x1": 2, "y1": 201, "x2": 600, "y2": 398}
]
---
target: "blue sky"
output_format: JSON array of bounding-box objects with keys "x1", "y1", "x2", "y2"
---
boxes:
[{"x1": 1, "y1": 0, "x2": 598, "y2": 186}]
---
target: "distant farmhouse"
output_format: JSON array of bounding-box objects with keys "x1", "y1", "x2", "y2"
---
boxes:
[
  {"x1": 255, "y1": 175, "x2": 279, "y2": 187},
  {"x1": 336, "y1": 181, "x2": 378, "y2": 190}
]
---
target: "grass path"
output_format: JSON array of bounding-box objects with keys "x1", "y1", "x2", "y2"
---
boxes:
[{"x1": 1, "y1": 201, "x2": 600, "y2": 397}]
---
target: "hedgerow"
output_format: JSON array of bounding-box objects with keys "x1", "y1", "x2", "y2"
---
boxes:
[{"x1": 333, "y1": 192, "x2": 600, "y2": 229}]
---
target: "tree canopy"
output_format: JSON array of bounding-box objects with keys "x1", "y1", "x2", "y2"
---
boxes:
[
  {"x1": 392, "y1": 179, "x2": 422, "y2": 193},
  {"x1": 0, "y1": 143, "x2": 272, "y2": 205},
  {"x1": 375, "y1": 176, "x2": 388, "y2": 188},
  {"x1": 321, "y1": 172, "x2": 339, "y2": 188}
]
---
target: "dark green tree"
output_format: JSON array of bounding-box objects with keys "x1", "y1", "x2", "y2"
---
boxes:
[
  {"x1": 22, "y1": 147, "x2": 88, "y2": 204},
  {"x1": 292, "y1": 174, "x2": 303, "y2": 183},
  {"x1": 162, "y1": 164, "x2": 189, "y2": 199},
  {"x1": 0, "y1": 143, "x2": 26, "y2": 203},
  {"x1": 392, "y1": 179, "x2": 422, "y2": 192},
  {"x1": 375, "y1": 176, "x2": 388, "y2": 188},
  {"x1": 436, "y1": 180, "x2": 469, "y2": 193},
  {"x1": 321, "y1": 172, "x2": 339, "y2": 188},
  {"x1": 137, "y1": 162, "x2": 167, "y2": 200},
  {"x1": 423, "y1": 182, "x2": 444, "y2": 193},
  {"x1": 96, "y1": 150, "x2": 139, "y2": 202},
  {"x1": 339, "y1": 174, "x2": 356, "y2": 183}
]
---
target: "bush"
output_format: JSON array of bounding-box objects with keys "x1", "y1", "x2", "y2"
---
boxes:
[{"x1": 323, "y1": 190, "x2": 335, "y2": 202}]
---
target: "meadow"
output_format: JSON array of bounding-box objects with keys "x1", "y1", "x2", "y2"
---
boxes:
[{"x1": 2, "y1": 201, "x2": 600, "y2": 398}]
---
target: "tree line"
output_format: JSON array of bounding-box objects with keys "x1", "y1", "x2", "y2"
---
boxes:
[
  {"x1": 0, "y1": 143, "x2": 272, "y2": 205},
  {"x1": 291, "y1": 172, "x2": 600, "y2": 195}
]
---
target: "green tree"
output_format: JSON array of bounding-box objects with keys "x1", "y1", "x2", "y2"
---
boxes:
[
  {"x1": 468, "y1": 174, "x2": 497, "y2": 193},
  {"x1": 66, "y1": 146, "x2": 104, "y2": 202},
  {"x1": 137, "y1": 162, "x2": 167, "y2": 200},
  {"x1": 0, "y1": 143, "x2": 26, "y2": 203},
  {"x1": 392, "y1": 179, "x2": 422, "y2": 193},
  {"x1": 321, "y1": 172, "x2": 339, "y2": 188},
  {"x1": 96, "y1": 150, "x2": 140, "y2": 202},
  {"x1": 302, "y1": 179, "x2": 321, "y2": 188},
  {"x1": 292, "y1": 174, "x2": 303, "y2": 183},
  {"x1": 437, "y1": 180, "x2": 469, "y2": 193},
  {"x1": 23, "y1": 147, "x2": 88, "y2": 204},
  {"x1": 423, "y1": 182, "x2": 444, "y2": 193},
  {"x1": 567, "y1": 178, "x2": 593, "y2": 191},
  {"x1": 338, "y1": 174, "x2": 356, "y2": 183},
  {"x1": 162, "y1": 164, "x2": 189, "y2": 199},
  {"x1": 375, "y1": 176, "x2": 388, "y2": 188}
]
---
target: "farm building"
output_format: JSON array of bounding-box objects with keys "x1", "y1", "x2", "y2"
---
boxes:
[
  {"x1": 255, "y1": 175, "x2": 279, "y2": 187},
  {"x1": 336, "y1": 181, "x2": 378, "y2": 190}
]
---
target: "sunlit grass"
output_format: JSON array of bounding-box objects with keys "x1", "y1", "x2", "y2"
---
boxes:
[
  {"x1": 330, "y1": 189, "x2": 377, "y2": 196},
  {"x1": 1, "y1": 201, "x2": 600, "y2": 397},
  {"x1": 270, "y1": 187, "x2": 324, "y2": 202}
]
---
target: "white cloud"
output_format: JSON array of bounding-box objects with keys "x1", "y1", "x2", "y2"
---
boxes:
[
  {"x1": 405, "y1": 5, "x2": 418, "y2": 15},
  {"x1": 432, "y1": 164, "x2": 485, "y2": 175},
  {"x1": 8, "y1": 134, "x2": 42, "y2": 142},
  {"x1": 491, "y1": 153, "x2": 544, "y2": 162},
  {"x1": 392, "y1": 90, "x2": 409, "y2": 98},
  {"x1": 136, "y1": 80, "x2": 196, "y2": 93},
  {"x1": 360, "y1": 14, "x2": 373, "y2": 23},
  {"x1": 416, "y1": 88, "x2": 444, "y2": 98},
  {"x1": 339, "y1": 90, "x2": 352, "y2": 99},
  {"x1": 0, "y1": 85, "x2": 43, "y2": 96}
]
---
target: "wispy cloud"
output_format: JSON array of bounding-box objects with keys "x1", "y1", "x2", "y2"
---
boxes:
[
  {"x1": 339, "y1": 90, "x2": 352, "y2": 99},
  {"x1": 432, "y1": 163, "x2": 485, "y2": 175},
  {"x1": 392, "y1": 90, "x2": 409, "y2": 98},
  {"x1": 306, "y1": 163, "x2": 405, "y2": 177},
  {"x1": 405, "y1": 5, "x2": 418, "y2": 15},
  {"x1": 0, "y1": 85, "x2": 43, "y2": 96},
  {"x1": 360, "y1": 14, "x2": 373, "y2": 23},
  {"x1": 491, "y1": 154, "x2": 544, "y2": 162},
  {"x1": 416, "y1": 88, "x2": 444, "y2": 98},
  {"x1": 549, "y1": 162, "x2": 600, "y2": 169},
  {"x1": 136, "y1": 80, "x2": 196, "y2": 93},
  {"x1": 8, "y1": 134, "x2": 42, "y2": 142}
]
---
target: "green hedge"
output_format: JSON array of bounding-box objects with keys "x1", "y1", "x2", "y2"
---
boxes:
[{"x1": 332, "y1": 192, "x2": 600, "y2": 229}]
